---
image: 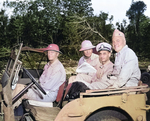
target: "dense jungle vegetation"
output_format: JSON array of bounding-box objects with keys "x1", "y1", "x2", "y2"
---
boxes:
[{"x1": 0, "y1": 0, "x2": 150, "y2": 75}]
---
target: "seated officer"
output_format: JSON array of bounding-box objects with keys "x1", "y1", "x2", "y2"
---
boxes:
[
  {"x1": 65, "y1": 42, "x2": 113, "y2": 100},
  {"x1": 82, "y1": 42, "x2": 114, "y2": 89},
  {"x1": 12, "y1": 44, "x2": 66, "y2": 108},
  {"x1": 90, "y1": 30, "x2": 141, "y2": 90},
  {"x1": 110, "y1": 29, "x2": 141, "y2": 88},
  {"x1": 68, "y1": 40, "x2": 100, "y2": 84}
]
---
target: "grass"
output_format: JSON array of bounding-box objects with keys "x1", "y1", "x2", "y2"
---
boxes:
[{"x1": 139, "y1": 61, "x2": 150, "y2": 69}]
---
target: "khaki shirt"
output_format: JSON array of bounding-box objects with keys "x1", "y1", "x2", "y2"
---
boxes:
[
  {"x1": 88, "y1": 60, "x2": 114, "y2": 89},
  {"x1": 92, "y1": 60, "x2": 114, "y2": 81}
]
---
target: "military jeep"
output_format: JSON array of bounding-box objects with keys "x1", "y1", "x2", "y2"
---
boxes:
[{"x1": 0, "y1": 43, "x2": 150, "y2": 121}]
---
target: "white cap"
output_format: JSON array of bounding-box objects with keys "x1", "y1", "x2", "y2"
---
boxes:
[
  {"x1": 79, "y1": 40, "x2": 95, "y2": 51},
  {"x1": 96, "y1": 42, "x2": 112, "y2": 52}
]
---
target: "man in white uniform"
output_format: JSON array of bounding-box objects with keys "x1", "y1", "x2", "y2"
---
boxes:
[
  {"x1": 13, "y1": 44, "x2": 66, "y2": 108},
  {"x1": 69, "y1": 40, "x2": 100, "y2": 83},
  {"x1": 111, "y1": 29, "x2": 141, "y2": 88}
]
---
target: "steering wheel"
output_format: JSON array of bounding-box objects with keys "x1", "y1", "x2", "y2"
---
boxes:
[
  {"x1": 23, "y1": 68, "x2": 46, "y2": 95},
  {"x1": 31, "y1": 85, "x2": 44, "y2": 99}
]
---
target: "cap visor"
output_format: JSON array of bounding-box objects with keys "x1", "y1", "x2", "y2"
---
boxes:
[
  {"x1": 97, "y1": 49, "x2": 111, "y2": 52},
  {"x1": 79, "y1": 46, "x2": 95, "y2": 51},
  {"x1": 39, "y1": 48, "x2": 62, "y2": 54}
]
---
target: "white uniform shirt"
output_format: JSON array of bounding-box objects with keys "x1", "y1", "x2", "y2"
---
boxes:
[
  {"x1": 39, "y1": 59, "x2": 66, "y2": 91},
  {"x1": 13, "y1": 59, "x2": 66, "y2": 108},
  {"x1": 78, "y1": 53, "x2": 99, "y2": 68},
  {"x1": 74, "y1": 53, "x2": 100, "y2": 83},
  {"x1": 25, "y1": 59, "x2": 66, "y2": 102},
  {"x1": 112, "y1": 45, "x2": 141, "y2": 87}
]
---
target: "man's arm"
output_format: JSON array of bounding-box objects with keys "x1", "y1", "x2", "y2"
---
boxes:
[
  {"x1": 89, "y1": 64, "x2": 114, "y2": 89},
  {"x1": 89, "y1": 75, "x2": 115, "y2": 89},
  {"x1": 89, "y1": 62, "x2": 114, "y2": 89},
  {"x1": 78, "y1": 56, "x2": 84, "y2": 66}
]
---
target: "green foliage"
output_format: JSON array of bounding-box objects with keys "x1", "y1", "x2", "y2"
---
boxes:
[
  {"x1": 0, "y1": 47, "x2": 11, "y2": 58},
  {"x1": 0, "y1": 9, "x2": 9, "y2": 47},
  {"x1": 126, "y1": 1, "x2": 146, "y2": 22},
  {"x1": 59, "y1": 0, "x2": 93, "y2": 16},
  {"x1": 0, "y1": 47, "x2": 11, "y2": 75},
  {"x1": 86, "y1": 12, "x2": 114, "y2": 43},
  {"x1": 61, "y1": 12, "x2": 114, "y2": 59},
  {"x1": 2, "y1": 0, "x2": 94, "y2": 48},
  {"x1": 125, "y1": 1, "x2": 150, "y2": 60},
  {"x1": 0, "y1": 0, "x2": 150, "y2": 66},
  {"x1": 20, "y1": 52, "x2": 47, "y2": 69}
]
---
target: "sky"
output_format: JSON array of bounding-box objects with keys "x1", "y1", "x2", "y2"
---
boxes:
[
  {"x1": 0, "y1": 0, "x2": 150, "y2": 25},
  {"x1": 91, "y1": 0, "x2": 150, "y2": 25}
]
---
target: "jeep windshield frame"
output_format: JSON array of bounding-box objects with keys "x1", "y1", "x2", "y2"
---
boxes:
[
  {"x1": 2, "y1": 43, "x2": 23, "y2": 88},
  {"x1": 1, "y1": 43, "x2": 46, "y2": 121}
]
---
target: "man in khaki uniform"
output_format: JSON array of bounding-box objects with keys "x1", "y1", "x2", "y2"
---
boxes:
[{"x1": 84, "y1": 42, "x2": 114, "y2": 89}]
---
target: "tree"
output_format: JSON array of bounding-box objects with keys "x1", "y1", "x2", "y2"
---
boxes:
[
  {"x1": 87, "y1": 12, "x2": 114, "y2": 43},
  {"x1": 116, "y1": 19, "x2": 127, "y2": 33},
  {"x1": 138, "y1": 16, "x2": 150, "y2": 59},
  {"x1": 59, "y1": 0, "x2": 93, "y2": 17},
  {"x1": 4, "y1": 0, "x2": 63, "y2": 47},
  {"x1": 0, "y1": 9, "x2": 11, "y2": 75},
  {"x1": 126, "y1": 1, "x2": 148, "y2": 57},
  {"x1": 0, "y1": 9, "x2": 9, "y2": 47},
  {"x1": 3, "y1": 0, "x2": 94, "y2": 48},
  {"x1": 126, "y1": 1, "x2": 146, "y2": 34},
  {"x1": 61, "y1": 12, "x2": 114, "y2": 58}
]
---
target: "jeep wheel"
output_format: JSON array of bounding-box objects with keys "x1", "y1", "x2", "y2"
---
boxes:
[
  {"x1": 85, "y1": 110, "x2": 130, "y2": 121},
  {"x1": 141, "y1": 72, "x2": 150, "y2": 86},
  {"x1": 86, "y1": 115, "x2": 121, "y2": 121}
]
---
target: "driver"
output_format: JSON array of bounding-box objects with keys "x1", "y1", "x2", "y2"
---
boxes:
[{"x1": 12, "y1": 44, "x2": 66, "y2": 108}]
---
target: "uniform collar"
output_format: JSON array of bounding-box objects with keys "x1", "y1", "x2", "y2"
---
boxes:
[
  {"x1": 47, "y1": 59, "x2": 59, "y2": 67},
  {"x1": 100, "y1": 60, "x2": 111, "y2": 68},
  {"x1": 83, "y1": 53, "x2": 97, "y2": 61},
  {"x1": 91, "y1": 53, "x2": 97, "y2": 60},
  {"x1": 116, "y1": 45, "x2": 128, "y2": 56}
]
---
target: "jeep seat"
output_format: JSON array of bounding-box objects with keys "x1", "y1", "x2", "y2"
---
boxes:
[
  {"x1": 24, "y1": 100, "x2": 60, "y2": 121},
  {"x1": 22, "y1": 81, "x2": 68, "y2": 121}
]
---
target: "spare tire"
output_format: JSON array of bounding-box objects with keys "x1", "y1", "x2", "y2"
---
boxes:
[{"x1": 141, "y1": 72, "x2": 150, "y2": 86}]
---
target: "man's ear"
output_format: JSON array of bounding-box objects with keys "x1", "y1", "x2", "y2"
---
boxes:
[
  {"x1": 57, "y1": 52, "x2": 59, "y2": 57},
  {"x1": 123, "y1": 38, "x2": 126, "y2": 46}
]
